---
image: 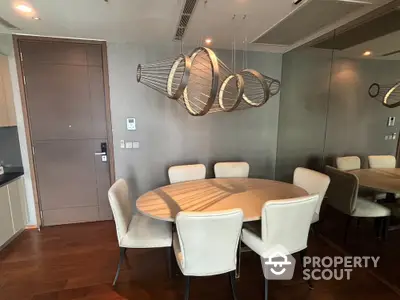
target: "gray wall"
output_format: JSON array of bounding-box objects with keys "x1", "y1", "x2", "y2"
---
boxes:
[
  {"x1": 324, "y1": 57, "x2": 400, "y2": 167},
  {"x1": 276, "y1": 47, "x2": 400, "y2": 181},
  {"x1": 276, "y1": 48, "x2": 332, "y2": 181},
  {"x1": 107, "y1": 43, "x2": 282, "y2": 201},
  {"x1": 0, "y1": 126, "x2": 22, "y2": 167}
]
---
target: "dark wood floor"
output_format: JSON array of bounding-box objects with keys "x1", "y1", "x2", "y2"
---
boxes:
[
  {"x1": 319, "y1": 205, "x2": 400, "y2": 293},
  {"x1": 0, "y1": 221, "x2": 399, "y2": 300}
]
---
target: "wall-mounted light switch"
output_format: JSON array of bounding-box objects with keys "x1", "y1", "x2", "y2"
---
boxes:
[
  {"x1": 126, "y1": 141, "x2": 133, "y2": 149},
  {"x1": 120, "y1": 140, "x2": 125, "y2": 148},
  {"x1": 132, "y1": 141, "x2": 140, "y2": 149}
]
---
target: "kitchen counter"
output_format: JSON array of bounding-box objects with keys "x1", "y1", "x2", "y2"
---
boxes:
[{"x1": 0, "y1": 170, "x2": 24, "y2": 188}]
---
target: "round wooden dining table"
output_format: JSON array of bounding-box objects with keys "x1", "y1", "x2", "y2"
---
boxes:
[
  {"x1": 349, "y1": 168, "x2": 400, "y2": 194},
  {"x1": 136, "y1": 178, "x2": 308, "y2": 222}
]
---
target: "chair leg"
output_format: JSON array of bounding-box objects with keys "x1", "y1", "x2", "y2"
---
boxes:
[
  {"x1": 264, "y1": 278, "x2": 268, "y2": 300},
  {"x1": 382, "y1": 216, "x2": 389, "y2": 241},
  {"x1": 184, "y1": 276, "x2": 191, "y2": 300},
  {"x1": 167, "y1": 246, "x2": 172, "y2": 278},
  {"x1": 236, "y1": 238, "x2": 242, "y2": 279},
  {"x1": 229, "y1": 271, "x2": 238, "y2": 300},
  {"x1": 112, "y1": 247, "x2": 126, "y2": 286},
  {"x1": 300, "y1": 249, "x2": 313, "y2": 289},
  {"x1": 344, "y1": 216, "x2": 352, "y2": 243}
]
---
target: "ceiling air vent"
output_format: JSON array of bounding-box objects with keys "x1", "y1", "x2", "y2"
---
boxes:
[
  {"x1": 253, "y1": 0, "x2": 367, "y2": 45},
  {"x1": 173, "y1": 0, "x2": 198, "y2": 41},
  {"x1": 0, "y1": 16, "x2": 19, "y2": 30}
]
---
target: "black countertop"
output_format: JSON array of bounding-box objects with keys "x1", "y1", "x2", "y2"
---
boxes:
[{"x1": 0, "y1": 169, "x2": 24, "y2": 188}]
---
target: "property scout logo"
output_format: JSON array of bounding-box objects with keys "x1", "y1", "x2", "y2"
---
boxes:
[{"x1": 261, "y1": 244, "x2": 379, "y2": 280}]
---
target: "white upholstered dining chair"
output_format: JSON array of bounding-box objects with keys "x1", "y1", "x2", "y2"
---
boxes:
[
  {"x1": 293, "y1": 167, "x2": 330, "y2": 224},
  {"x1": 214, "y1": 162, "x2": 250, "y2": 178},
  {"x1": 108, "y1": 179, "x2": 172, "y2": 286},
  {"x1": 336, "y1": 156, "x2": 361, "y2": 171},
  {"x1": 173, "y1": 209, "x2": 243, "y2": 300},
  {"x1": 368, "y1": 155, "x2": 396, "y2": 169},
  {"x1": 241, "y1": 195, "x2": 319, "y2": 299},
  {"x1": 168, "y1": 164, "x2": 206, "y2": 184},
  {"x1": 368, "y1": 155, "x2": 397, "y2": 200},
  {"x1": 325, "y1": 166, "x2": 390, "y2": 241}
]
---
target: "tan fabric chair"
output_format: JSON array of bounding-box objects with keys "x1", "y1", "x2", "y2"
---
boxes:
[
  {"x1": 214, "y1": 162, "x2": 250, "y2": 178},
  {"x1": 174, "y1": 209, "x2": 243, "y2": 300},
  {"x1": 108, "y1": 179, "x2": 172, "y2": 285},
  {"x1": 168, "y1": 164, "x2": 206, "y2": 184},
  {"x1": 241, "y1": 195, "x2": 319, "y2": 298},
  {"x1": 336, "y1": 156, "x2": 361, "y2": 171},
  {"x1": 325, "y1": 166, "x2": 390, "y2": 241},
  {"x1": 368, "y1": 155, "x2": 396, "y2": 169},
  {"x1": 293, "y1": 167, "x2": 331, "y2": 223}
]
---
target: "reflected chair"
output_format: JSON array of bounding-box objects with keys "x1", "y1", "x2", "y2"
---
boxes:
[
  {"x1": 241, "y1": 195, "x2": 319, "y2": 300},
  {"x1": 108, "y1": 179, "x2": 172, "y2": 286},
  {"x1": 293, "y1": 167, "x2": 331, "y2": 224},
  {"x1": 168, "y1": 164, "x2": 206, "y2": 184},
  {"x1": 336, "y1": 156, "x2": 361, "y2": 171},
  {"x1": 173, "y1": 209, "x2": 243, "y2": 300},
  {"x1": 368, "y1": 155, "x2": 396, "y2": 169},
  {"x1": 325, "y1": 166, "x2": 390, "y2": 241},
  {"x1": 214, "y1": 162, "x2": 250, "y2": 178}
]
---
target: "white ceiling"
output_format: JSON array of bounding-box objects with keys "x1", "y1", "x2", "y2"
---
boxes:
[{"x1": 0, "y1": 0, "x2": 393, "y2": 53}]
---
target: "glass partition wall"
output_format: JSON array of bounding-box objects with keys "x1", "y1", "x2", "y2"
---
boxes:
[
  {"x1": 276, "y1": 2, "x2": 400, "y2": 180},
  {"x1": 275, "y1": 1, "x2": 400, "y2": 289}
]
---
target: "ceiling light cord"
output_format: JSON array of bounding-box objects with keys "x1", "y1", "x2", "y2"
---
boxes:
[
  {"x1": 242, "y1": 14, "x2": 248, "y2": 70},
  {"x1": 232, "y1": 14, "x2": 237, "y2": 73}
]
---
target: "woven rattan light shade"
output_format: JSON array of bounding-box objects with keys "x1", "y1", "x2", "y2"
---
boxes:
[
  {"x1": 136, "y1": 47, "x2": 281, "y2": 116},
  {"x1": 178, "y1": 47, "x2": 219, "y2": 116},
  {"x1": 369, "y1": 82, "x2": 400, "y2": 108},
  {"x1": 137, "y1": 54, "x2": 191, "y2": 99}
]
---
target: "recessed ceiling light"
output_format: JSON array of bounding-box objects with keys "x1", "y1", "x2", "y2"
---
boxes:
[
  {"x1": 363, "y1": 51, "x2": 372, "y2": 56},
  {"x1": 15, "y1": 4, "x2": 33, "y2": 13},
  {"x1": 205, "y1": 38, "x2": 212, "y2": 45},
  {"x1": 32, "y1": 16, "x2": 41, "y2": 20}
]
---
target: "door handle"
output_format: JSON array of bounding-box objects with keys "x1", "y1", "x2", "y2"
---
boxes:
[{"x1": 94, "y1": 152, "x2": 106, "y2": 156}]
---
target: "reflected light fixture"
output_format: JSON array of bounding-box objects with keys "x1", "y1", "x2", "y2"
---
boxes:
[
  {"x1": 363, "y1": 51, "x2": 372, "y2": 56},
  {"x1": 15, "y1": 4, "x2": 33, "y2": 13},
  {"x1": 205, "y1": 38, "x2": 212, "y2": 45},
  {"x1": 32, "y1": 16, "x2": 40, "y2": 20}
]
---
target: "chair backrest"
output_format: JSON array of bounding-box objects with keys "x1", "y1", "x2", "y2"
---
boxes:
[
  {"x1": 261, "y1": 195, "x2": 319, "y2": 254},
  {"x1": 336, "y1": 156, "x2": 361, "y2": 171},
  {"x1": 168, "y1": 164, "x2": 206, "y2": 184},
  {"x1": 108, "y1": 179, "x2": 133, "y2": 244},
  {"x1": 175, "y1": 209, "x2": 243, "y2": 276},
  {"x1": 293, "y1": 167, "x2": 330, "y2": 216},
  {"x1": 368, "y1": 155, "x2": 396, "y2": 169},
  {"x1": 325, "y1": 166, "x2": 358, "y2": 215},
  {"x1": 214, "y1": 162, "x2": 250, "y2": 178}
]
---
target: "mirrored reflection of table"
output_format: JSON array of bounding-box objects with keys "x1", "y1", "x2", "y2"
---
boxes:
[
  {"x1": 348, "y1": 168, "x2": 400, "y2": 194},
  {"x1": 136, "y1": 178, "x2": 308, "y2": 222}
]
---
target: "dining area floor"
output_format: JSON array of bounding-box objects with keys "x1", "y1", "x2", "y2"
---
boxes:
[
  {"x1": 319, "y1": 205, "x2": 400, "y2": 294},
  {"x1": 0, "y1": 221, "x2": 399, "y2": 300}
]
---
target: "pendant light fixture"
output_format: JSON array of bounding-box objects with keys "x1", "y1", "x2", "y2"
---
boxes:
[{"x1": 369, "y1": 82, "x2": 400, "y2": 108}]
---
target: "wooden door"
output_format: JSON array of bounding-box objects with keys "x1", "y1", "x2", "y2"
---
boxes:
[{"x1": 19, "y1": 39, "x2": 113, "y2": 226}]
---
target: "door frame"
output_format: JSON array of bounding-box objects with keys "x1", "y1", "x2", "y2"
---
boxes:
[{"x1": 12, "y1": 35, "x2": 115, "y2": 228}]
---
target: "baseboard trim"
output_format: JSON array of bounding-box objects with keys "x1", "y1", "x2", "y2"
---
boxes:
[{"x1": 0, "y1": 228, "x2": 25, "y2": 251}]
